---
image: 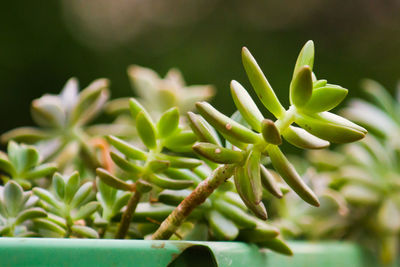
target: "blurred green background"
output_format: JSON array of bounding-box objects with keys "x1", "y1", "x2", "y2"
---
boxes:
[{"x1": 1, "y1": 0, "x2": 400, "y2": 136}]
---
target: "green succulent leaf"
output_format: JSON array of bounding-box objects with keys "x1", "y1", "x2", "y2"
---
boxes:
[
  {"x1": 71, "y1": 225, "x2": 99, "y2": 239},
  {"x1": 290, "y1": 65, "x2": 313, "y2": 107},
  {"x1": 148, "y1": 160, "x2": 170, "y2": 173},
  {"x1": 196, "y1": 102, "x2": 260, "y2": 144},
  {"x1": 136, "y1": 111, "x2": 157, "y2": 149},
  {"x1": 313, "y1": 79, "x2": 327, "y2": 88},
  {"x1": 293, "y1": 40, "x2": 314, "y2": 77},
  {"x1": 69, "y1": 182, "x2": 93, "y2": 209},
  {"x1": 110, "y1": 152, "x2": 143, "y2": 174},
  {"x1": 282, "y1": 126, "x2": 330, "y2": 149},
  {"x1": 260, "y1": 165, "x2": 283, "y2": 199},
  {"x1": 147, "y1": 173, "x2": 193, "y2": 190},
  {"x1": 157, "y1": 154, "x2": 202, "y2": 169},
  {"x1": 129, "y1": 98, "x2": 152, "y2": 122},
  {"x1": 207, "y1": 210, "x2": 239, "y2": 241},
  {"x1": 258, "y1": 237, "x2": 293, "y2": 256},
  {"x1": 96, "y1": 168, "x2": 134, "y2": 192},
  {"x1": 157, "y1": 107, "x2": 179, "y2": 138},
  {"x1": 3, "y1": 181, "x2": 24, "y2": 216},
  {"x1": 244, "y1": 150, "x2": 263, "y2": 204},
  {"x1": 239, "y1": 221, "x2": 280, "y2": 242},
  {"x1": 65, "y1": 172, "x2": 80, "y2": 204},
  {"x1": 15, "y1": 207, "x2": 47, "y2": 225},
  {"x1": 107, "y1": 135, "x2": 147, "y2": 161},
  {"x1": 24, "y1": 163, "x2": 57, "y2": 180},
  {"x1": 74, "y1": 201, "x2": 100, "y2": 220},
  {"x1": 187, "y1": 112, "x2": 221, "y2": 145},
  {"x1": 52, "y1": 173, "x2": 66, "y2": 201},
  {"x1": 230, "y1": 80, "x2": 264, "y2": 132},
  {"x1": 301, "y1": 85, "x2": 348, "y2": 113},
  {"x1": 34, "y1": 218, "x2": 66, "y2": 236},
  {"x1": 234, "y1": 166, "x2": 267, "y2": 220},
  {"x1": 261, "y1": 119, "x2": 282, "y2": 145},
  {"x1": 241, "y1": 47, "x2": 285, "y2": 118},
  {"x1": 295, "y1": 112, "x2": 367, "y2": 143},
  {"x1": 192, "y1": 142, "x2": 245, "y2": 164},
  {"x1": 213, "y1": 199, "x2": 257, "y2": 228},
  {"x1": 267, "y1": 145, "x2": 319, "y2": 207},
  {"x1": 164, "y1": 130, "x2": 197, "y2": 151}
]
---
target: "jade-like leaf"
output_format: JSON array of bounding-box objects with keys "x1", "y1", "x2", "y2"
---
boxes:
[
  {"x1": 260, "y1": 165, "x2": 283, "y2": 198},
  {"x1": 157, "y1": 107, "x2": 179, "y2": 138},
  {"x1": 261, "y1": 119, "x2": 282, "y2": 145},
  {"x1": 293, "y1": 40, "x2": 314, "y2": 77},
  {"x1": 3, "y1": 181, "x2": 24, "y2": 216},
  {"x1": 33, "y1": 188, "x2": 62, "y2": 210},
  {"x1": 147, "y1": 173, "x2": 193, "y2": 190},
  {"x1": 267, "y1": 145, "x2": 319, "y2": 206},
  {"x1": 241, "y1": 47, "x2": 285, "y2": 118},
  {"x1": 24, "y1": 164, "x2": 57, "y2": 180},
  {"x1": 8, "y1": 141, "x2": 39, "y2": 174},
  {"x1": 301, "y1": 85, "x2": 348, "y2": 113},
  {"x1": 295, "y1": 112, "x2": 367, "y2": 143},
  {"x1": 164, "y1": 130, "x2": 197, "y2": 150},
  {"x1": 207, "y1": 210, "x2": 239, "y2": 241},
  {"x1": 290, "y1": 66, "x2": 313, "y2": 107},
  {"x1": 282, "y1": 126, "x2": 330, "y2": 149},
  {"x1": 52, "y1": 173, "x2": 65, "y2": 201},
  {"x1": 65, "y1": 172, "x2": 80, "y2": 204},
  {"x1": 148, "y1": 160, "x2": 170, "y2": 173},
  {"x1": 258, "y1": 237, "x2": 293, "y2": 256},
  {"x1": 244, "y1": 150, "x2": 262, "y2": 204},
  {"x1": 157, "y1": 154, "x2": 202, "y2": 169},
  {"x1": 230, "y1": 80, "x2": 264, "y2": 132},
  {"x1": 129, "y1": 98, "x2": 152, "y2": 122},
  {"x1": 74, "y1": 202, "x2": 100, "y2": 220},
  {"x1": 15, "y1": 207, "x2": 47, "y2": 225},
  {"x1": 110, "y1": 152, "x2": 142, "y2": 175},
  {"x1": 313, "y1": 79, "x2": 327, "y2": 88},
  {"x1": 67, "y1": 183, "x2": 92, "y2": 210},
  {"x1": 239, "y1": 221, "x2": 280, "y2": 242},
  {"x1": 136, "y1": 111, "x2": 157, "y2": 149},
  {"x1": 196, "y1": 102, "x2": 260, "y2": 144},
  {"x1": 34, "y1": 218, "x2": 66, "y2": 236},
  {"x1": 187, "y1": 112, "x2": 221, "y2": 145},
  {"x1": 71, "y1": 225, "x2": 99, "y2": 239},
  {"x1": 31, "y1": 96, "x2": 66, "y2": 129},
  {"x1": 192, "y1": 142, "x2": 245, "y2": 164},
  {"x1": 234, "y1": 166, "x2": 267, "y2": 220},
  {"x1": 213, "y1": 199, "x2": 257, "y2": 228},
  {"x1": 107, "y1": 136, "x2": 147, "y2": 161},
  {"x1": 96, "y1": 168, "x2": 134, "y2": 192}
]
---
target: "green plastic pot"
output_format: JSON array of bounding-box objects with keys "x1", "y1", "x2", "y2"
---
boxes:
[{"x1": 0, "y1": 238, "x2": 388, "y2": 267}]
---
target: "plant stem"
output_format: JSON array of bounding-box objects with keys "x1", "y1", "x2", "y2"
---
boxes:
[
  {"x1": 115, "y1": 190, "x2": 142, "y2": 239},
  {"x1": 151, "y1": 164, "x2": 236, "y2": 240}
]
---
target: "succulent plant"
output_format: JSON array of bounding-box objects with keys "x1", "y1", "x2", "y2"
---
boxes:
[
  {"x1": 0, "y1": 141, "x2": 57, "y2": 189},
  {"x1": 156, "y1": 165, "x2": 292, "y2": 255},
  {"x1": 96, "y1": 98, "x2": 202, "y2": 238},
  {"x1": 0, "y1": 181, "x2": 47, "y2": 237},
  {"x1": 151, "y1": 41, "x2": 366, "y2": 240},
  {"x1": 342, "y1": 79, "x2": 400, "y2": 150},
  {"x1": 106, "y1": 65, "x2": 215, "y2": 120},
  {"x1": 1, "y1": 78, "x2": 110, "y2": 171},
  {"x1": 33, "y1": 172, "x2": 99, "y2": 238}
]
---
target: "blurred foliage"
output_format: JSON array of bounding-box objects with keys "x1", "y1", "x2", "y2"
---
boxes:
[{"x1": 1, "y1": 0, "x2": 400, "y2": 153}]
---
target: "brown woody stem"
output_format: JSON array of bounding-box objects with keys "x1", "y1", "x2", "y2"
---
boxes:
[
  {"x1": 115, "y1": 190, "x2": 142, "y2": 239},
  {"x1": 151, "y1": 164, "x2": 235, "y2": 240}
]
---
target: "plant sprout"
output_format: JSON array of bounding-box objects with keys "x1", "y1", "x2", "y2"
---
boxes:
[{"x1": 151, "y1": 41, "x2": 366, "y2": 240}]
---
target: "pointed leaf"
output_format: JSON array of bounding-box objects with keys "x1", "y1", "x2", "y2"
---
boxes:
[
  {"x1": 301, "y1": 85, "x2": 348, "y2": 113},
  {"x1": 207, "y1": 210, "x2": 239, "y2": 241},
  {"x1": 157, "y1": 107, "x2": 179, "y2": 138},
  {"x1": 293, "y1": 40, "x2": 314, "y2": 76},
  {"x1": 290, "y1": 65, "x2": 313, "y2": 107},
  {"x1": 193, "y1": 142, "x2": 245, "y2": 164},
  {"x1": 196, "y1": 102, "x2": 260, "y2": 144},
  {"x1": 268, "y1": 145, "x2": 319, "y2": 206},
  {"x1": 96, "y1": 169, "x2": 134, "y2": 192},
  {"x1": 187, "y1": 112, "x2": 221, "y2": 145},
  {"x1": 230, "y1": 80, "x2": 264, "y2": 131},
  {"x1": 282, "y1": 126, "x2": 329, "y2": 149},
  {"x1": 241, "y1": 47, "x2": 285, "y2": 118},
  {"x1": 107, "y1": 135, "x2": 147, "y2": 161}
]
